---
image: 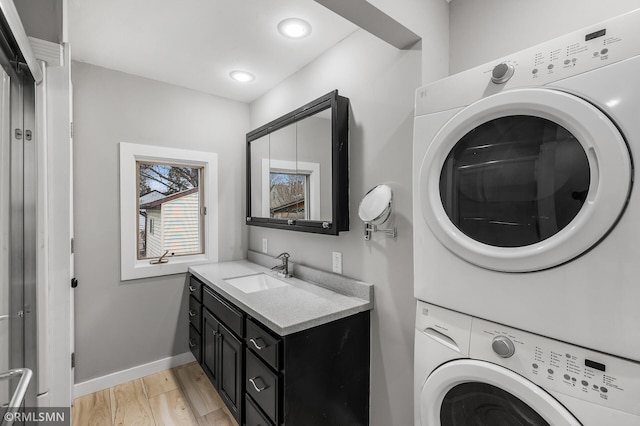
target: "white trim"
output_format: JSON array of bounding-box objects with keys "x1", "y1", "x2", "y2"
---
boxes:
[
  {"x1": 261, "y1": 158, "x2": 321, "y2": 220},
  {"x1": 28, "y1": 37, "x2": 63, "y2": 67},
  {"x1": 73, "y1": 352, "x2": 196, "y2": 399},
  {"x1": 119, "y1": 142, "x2": 219, "y2": 281}
]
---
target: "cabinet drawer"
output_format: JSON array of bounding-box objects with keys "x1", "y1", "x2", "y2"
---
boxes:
[
  {"x1": 188, "y1": 276, "x2": 203, "y2": 302},
  {"x1": 245, "y1": 395, "x2": 275, "y2": 426},
  {"x1": 246, "y1": 318, "x2": 281, "y2": 371},
  {"x1": 203, "y1": 287, "x2": 243, "y2": 337},
  {"x1": 246, "y1": 350, "x2": 279, "y2": 425},
  {"x1": 188, "y1": 296, "x2": 201, "y2": 332},
  {"x1": 189, "y1": 324, "x2": 201, "y2": 364}
]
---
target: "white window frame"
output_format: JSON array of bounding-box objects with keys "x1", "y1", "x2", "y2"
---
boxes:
[
  {"x1": 119, "y1": 142, "x2": 218, "y2": 280},
  {"x1": 262, "y1": 158, "x2": 320, "y2": 220}
]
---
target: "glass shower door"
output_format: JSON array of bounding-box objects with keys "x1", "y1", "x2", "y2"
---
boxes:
[
  {"x1": 0, "y1": 53, "x2": 37, "y2": 417},
  {"x1": 0, "y1": 63, "x2": 16, "y2": 409}
]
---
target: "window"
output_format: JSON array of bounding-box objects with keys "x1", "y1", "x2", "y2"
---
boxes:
[
  {"x1": 137, "y1": 162, "x2": 204, "y2": 260},
  {"x1": 120, "y1": 143, "x2": 218, "y2": 280}
]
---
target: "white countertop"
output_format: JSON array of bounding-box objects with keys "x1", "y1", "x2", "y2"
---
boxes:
[{"x1": 189, "y1": 260, "x2": 373, "y2": 336}]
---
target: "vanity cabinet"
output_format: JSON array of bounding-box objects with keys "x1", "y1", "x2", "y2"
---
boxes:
[
  {"x1": 187, "y1": 275, "x2": 370, "y2": 426},
  {"x1": 187, "y1": 277, "x2": 203, "y2": 364},
  {"x1": 202, "y1": 286, "x2": 244, "y2": 423}
]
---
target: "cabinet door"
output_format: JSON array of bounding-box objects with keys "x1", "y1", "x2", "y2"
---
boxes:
[
  {"x1": 218, "y1": 323, "x2": 243, "y2": 424},
  {"x1": 202, "y1": 309, "x2": 220, "y2": 388}
]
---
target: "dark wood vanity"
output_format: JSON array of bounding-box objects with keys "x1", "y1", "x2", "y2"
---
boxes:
[{"x1": 187, "y1": 274, "x2": 370, "y2": 426}]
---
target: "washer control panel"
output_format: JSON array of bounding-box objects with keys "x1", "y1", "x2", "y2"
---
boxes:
[
  {"x1": 471, "y1": 318, "x2": 640, "y2": 415},
  {"x1": 416, "y1": 8, "x2": 640, "y2": 115}
]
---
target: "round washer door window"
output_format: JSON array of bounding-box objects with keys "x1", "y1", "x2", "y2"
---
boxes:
[
  {"x1": 420, "y1": 360, "x2": 581, "y2": 426},
  {"x1": 419, "y1": 88, "x2": 631, "y2": 272}
]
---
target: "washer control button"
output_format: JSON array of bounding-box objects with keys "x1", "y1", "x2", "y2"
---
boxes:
[
  {"x1": 548, "y1": 369, "x2": 554, "y2": 375},
  {"x1": 563, "y1": 374, "x2": 570, "y2": 380},
  {"x1": 601, "y1": 48, "x2": 609, "y2": 55},
  {"x1": 600, "y1": 387, "x2": 608, "y2": 393},
  {"x1": 582, "y1": 380, "x2": 589, "y2": 386},
  {"x1": 491, "y1": 336, "x2": 516, "y2": 358},
  {"x1": 491, "y1": 63, "x2": 515, "y2": 84}
]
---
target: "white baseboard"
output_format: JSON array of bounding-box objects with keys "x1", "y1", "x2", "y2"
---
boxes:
[{"x1": 73, "y1": 352, "x2": 196, "y2": 399}]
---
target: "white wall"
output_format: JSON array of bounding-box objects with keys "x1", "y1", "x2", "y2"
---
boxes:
[
  {"x1": 369, "y1": 0, "x2": 449, "y2": 84},
  {"x1": 72, "y1": 62, "x2": 249, "y2": 383},
  {"x1": 249, "y1": 28, "x2": 427, "y2": 426},
  {"x1": 450, "y1": 0, "x2": 640, "y2": 73}
]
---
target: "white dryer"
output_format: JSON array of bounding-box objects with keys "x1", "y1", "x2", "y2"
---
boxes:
[
  {"x1": 414, "y1": 301, "x2": 640, "y2": 426},
  {"x1": 413, "y1": 9, "x2": 640, "y2": 360}
]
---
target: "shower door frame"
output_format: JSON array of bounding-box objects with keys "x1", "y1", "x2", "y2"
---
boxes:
[{"x1": 2, "y1": 26, "x2": 38, "y2": 410}]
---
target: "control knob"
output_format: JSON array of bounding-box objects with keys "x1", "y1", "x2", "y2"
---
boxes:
[
  {"x1": 491, "y1": 63, "x2": 515, "y2": 84},
  {"x1": 492, "y1": 336, "x2": 516, "y2": 358}
]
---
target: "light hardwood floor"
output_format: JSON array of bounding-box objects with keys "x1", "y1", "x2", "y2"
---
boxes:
[{"x1": 72, "y1": 362, "x2": 239, "y2": 426}]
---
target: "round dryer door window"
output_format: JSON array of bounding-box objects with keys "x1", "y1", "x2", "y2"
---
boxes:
[
  {"x1": 420, "y1": 360, "x2": 581, "y2": 426},
  {"x1": 419, "y1": 88, "x2": 631, "y2": 272}
]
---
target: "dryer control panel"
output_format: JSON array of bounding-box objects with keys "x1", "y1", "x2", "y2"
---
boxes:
[
  {"x1": 470, "y1": 318, "x2": 640, "y2": 416},
  {"x1": 416, "y1": 7, "x2": 640, "y2": 115}
]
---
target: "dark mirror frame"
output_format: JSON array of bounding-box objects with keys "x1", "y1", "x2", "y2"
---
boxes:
[{"x1": 246, "y1": 90, "x2": 349, "y2": 235}]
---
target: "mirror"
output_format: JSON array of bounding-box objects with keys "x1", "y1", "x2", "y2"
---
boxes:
[
  {"x1": 358, "y1": 184, "x2": 392, "y2": 224},
  {"x1": 359, "y1": 184, "x2": 397, "y2": 241},
  {"x1": 246, "y1": 90, "x2": 349, "y2": 235}
]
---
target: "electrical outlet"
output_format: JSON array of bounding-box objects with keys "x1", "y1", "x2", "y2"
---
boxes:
[
  {"x1": 332, "y1": 252, "x2": 343, "y2": 274},
  {"x1": 262, "y1": 238, "x2": 268, "y2": 254}
]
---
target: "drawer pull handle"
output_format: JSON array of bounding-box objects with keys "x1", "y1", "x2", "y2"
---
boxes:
[
  {"x1": 188, "y1": 340, "x2": 197, "y2": 349},
  {"x1": 249, "y1": 377, "x2": 268, "y2": 392},
  {"x1": 189, "y1": 286, "x2": 197, "y2": 292},
  {"x1": 189, "y1": 310, "x2": 197, "y2": 317},
  {"x1": 249, "y1": 338, "x2": 266, "y2": 350}
]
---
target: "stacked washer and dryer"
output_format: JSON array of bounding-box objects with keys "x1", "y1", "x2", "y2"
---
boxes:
[{"x1": 413, "y1": 9, "x2": 640, "y2": 426}]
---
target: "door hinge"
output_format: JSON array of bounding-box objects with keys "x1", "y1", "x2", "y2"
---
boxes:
[
  {"x1": 15, "y1": 129, "x2": 22, "y2": 140},
  {"x1": 70, "y1": 122, "x2": 73, "y2": 139},
  {"x1": 71, "y1": 352, "x2": 75, "y2": 368},
  {"x1": 71, "y1": 278, "x2": 78, "y2": 288},
  {"x1": 71, "y1": 237, "x2": 74, "y2": 254},
  {"x1": 201, "y1": 206, "x2": 207, "y2": 216}
]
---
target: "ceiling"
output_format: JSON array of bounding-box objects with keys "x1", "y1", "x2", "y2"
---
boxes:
[{"x1": 68, "y1": 0, "x2": 357, "y2": 103}]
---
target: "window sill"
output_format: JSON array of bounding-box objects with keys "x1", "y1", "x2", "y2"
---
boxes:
[{"x1": 123, "y1": 254, "x2": 212, "y2": 281}]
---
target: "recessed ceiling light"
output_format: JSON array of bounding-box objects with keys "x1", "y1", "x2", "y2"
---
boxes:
[
  {"x1": 278, "y1": 18, "x2": 312, "y2": 39},
  {"x1": 229, "y1": 70, "x2": 255, "y2": 82}
]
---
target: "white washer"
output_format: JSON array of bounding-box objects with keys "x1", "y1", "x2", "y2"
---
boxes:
[
  {"x1": 414, "y1": 301, "x2": 640, "y2": 426},
  {"x1": 413, "y1": 9, "x2": 640, "y2": 360}
]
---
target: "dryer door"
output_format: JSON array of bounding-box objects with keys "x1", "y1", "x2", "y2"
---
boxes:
[
  {"x1": 419, "y1": 88, "x2": 631, "y2": 272},
  {"x1": 420, "y1": 359, "x2": 581, "y2": 426}
]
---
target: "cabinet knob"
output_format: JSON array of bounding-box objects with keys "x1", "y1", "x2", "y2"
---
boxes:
[
  {"x1": 249, "y1": 376, "x2": 268, "y2": 392},
  {"x1": 249, "y1": 337, "x2": 266, "y2": 350},
  {"x1": 189, "y1": 310, "x2": 197, "y2": 317}
]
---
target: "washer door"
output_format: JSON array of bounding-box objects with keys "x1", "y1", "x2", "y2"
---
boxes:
[
  {"x1": 421, "y1": 360, "x2": 581, "y2": 426},
  {"x1": 419, "y1": 88, "x2": 632, "y2": 272}
]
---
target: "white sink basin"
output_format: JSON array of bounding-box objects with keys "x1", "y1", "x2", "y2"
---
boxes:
[{"x1": 224, "y1": 273, "x2": 290, "y2": 294}]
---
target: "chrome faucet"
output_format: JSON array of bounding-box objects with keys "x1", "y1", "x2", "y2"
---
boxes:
[{"x1": 271, "y1": 252, "x2": 292, "y2": 278}]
